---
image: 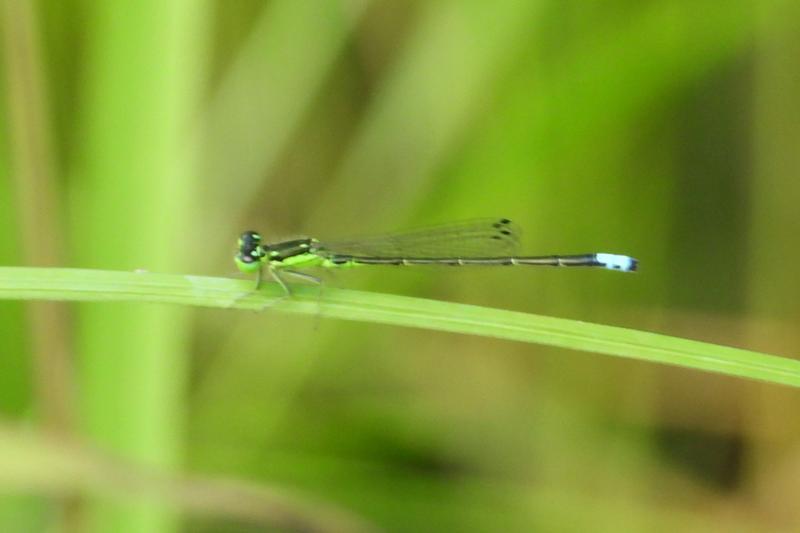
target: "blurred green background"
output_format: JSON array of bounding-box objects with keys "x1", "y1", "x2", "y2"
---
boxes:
[{"x1": 2, "y1": 0, "x2": 800, "y2": 531}]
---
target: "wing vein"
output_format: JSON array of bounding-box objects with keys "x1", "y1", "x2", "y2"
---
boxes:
[{"x1": 313, "y1": 218, "x2": 521, "y2": 258}]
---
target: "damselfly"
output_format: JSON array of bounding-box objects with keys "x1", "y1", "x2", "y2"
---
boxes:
[{"x1": 234, "y1": 218, "x2": 637, "y2": 294}]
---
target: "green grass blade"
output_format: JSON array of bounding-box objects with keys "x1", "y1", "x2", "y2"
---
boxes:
[
  {"x1": 71, "y1": 0, "x2": 208, "y2": 530},
  {"x1": 0, "y1": 266, "x2": 798, "y2": 388}
]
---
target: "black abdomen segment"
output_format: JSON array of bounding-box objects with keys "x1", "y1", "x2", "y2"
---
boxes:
[{"x1": 329, "y1": 254, "x2": 604, "y2": 267}]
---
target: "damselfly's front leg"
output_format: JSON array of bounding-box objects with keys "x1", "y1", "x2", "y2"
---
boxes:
[
  {"x1": 228, "y1": 265, "x2": 290, "y2": 310},
  {"x1": 282, "y1": 269, "x2": 325, "y2": 325},
  {"x1": 255, "y1": 266, "x2": 322, "y2": 311}
]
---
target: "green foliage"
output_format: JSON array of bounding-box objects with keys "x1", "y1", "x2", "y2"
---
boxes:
[{"x1": 2, "y1": 0, "x2": 800, "y2": 531}]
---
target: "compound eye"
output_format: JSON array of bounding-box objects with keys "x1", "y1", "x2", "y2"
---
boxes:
[{"x1": 238, "y1": 230, "x2": 261, "y2": 246}]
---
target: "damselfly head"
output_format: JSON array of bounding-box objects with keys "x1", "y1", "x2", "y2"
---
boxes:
[{"x1": 235, "y1": 231, "x2": 266, "y2": 273}]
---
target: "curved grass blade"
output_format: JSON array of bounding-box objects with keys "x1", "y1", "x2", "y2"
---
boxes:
[{"x1": 0, "y1": 267, "x2": 798, "y2": 388}]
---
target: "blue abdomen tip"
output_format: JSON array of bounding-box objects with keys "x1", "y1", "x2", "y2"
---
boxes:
[{"x1": 595, "y1": 253, "x2": 638, "y2": 272}]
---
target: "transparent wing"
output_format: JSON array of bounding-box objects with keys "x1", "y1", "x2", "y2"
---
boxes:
[{"x1": 314, "y1": 218, "x2": 521, "y2": 258}]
